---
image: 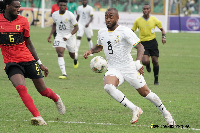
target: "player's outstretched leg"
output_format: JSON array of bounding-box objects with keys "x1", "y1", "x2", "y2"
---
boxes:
[
  {"x1": 144, "y1": 91, "x2": 175, "y2": 126},
  {"x1": 104, "y1": 84, "x2": 142, "y2": 124},
  {"x1": 39, "y1": 88, "x2": 66, "y2": 115}
]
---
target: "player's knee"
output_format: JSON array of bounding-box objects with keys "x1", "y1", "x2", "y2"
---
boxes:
[
  {"x1": 104, "y1": 84, "x2": 115, "y2": 94},
  {"x1": 16, "y1": 85, "x2": 27, "y2": 94}
]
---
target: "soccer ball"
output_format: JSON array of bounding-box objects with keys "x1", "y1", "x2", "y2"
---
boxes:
[{"x1": 90, "y1": 56, "x2": 108, "y2": 73}]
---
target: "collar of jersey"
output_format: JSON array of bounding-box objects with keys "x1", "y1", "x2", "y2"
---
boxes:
[{"x1": 142, "y1": 15, "x2": 151, "y2": 21}]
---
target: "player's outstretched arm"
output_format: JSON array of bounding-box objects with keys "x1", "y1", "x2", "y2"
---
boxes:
[
  {"x1": 83, "y1": 44, "x2": 103, "y2": 59},
  {"x1": 47, "y1": 23, "x2": 56, "y2": 43},
  {"x1": 25, "y1": 37, "x2": 49, "y2": 77}
]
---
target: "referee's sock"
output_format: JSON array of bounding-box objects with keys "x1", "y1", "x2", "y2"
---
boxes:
[
  {"x1": 153, "y1": 65, "x2": 159, "y2": 82},
  {"x1": 16, "y1": 85, "x2": 40, "y2": 117}
]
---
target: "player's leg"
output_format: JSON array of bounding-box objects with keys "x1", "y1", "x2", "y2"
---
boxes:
[
  {"x1": 104, "y1": 69, "x2": 139, "y2": 123},
  {"x1": 85, "y1": 27, "x2": 93, "y2": 56},
  {"x1": 141, "y1": 41, "x2": 151, "y2": 72},
  {"x1": 76, "y1": 26, "x2": 84, "y2": 59},
  {"x1": 66, "y1": 35, "x2": 79, "y2": 68},
  {"x1": 56, "y1": 47, "x2": 67, "y2": 78},
  {"x1": 5, "y1": 64, "x2": 46, "y2": 125},
  {"x1": 151, "y1": 56, "x2": 159, "y2": 85},
  {"x1": 150, "y1": 39, "x2": 159, "y2": 85},
  {"x1": 136, "y1": 84, "x2": 175, "y2": 126},
  {"x1": 27, "y1": 61, "x2": 66, "y2": 116}
]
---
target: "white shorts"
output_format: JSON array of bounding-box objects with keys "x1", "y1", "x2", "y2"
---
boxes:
[
  {"x1": 53, "y1": 35, "x2": 76, "y2": 53},
  {"x1": 104, "y1": 68, "x2": 146, "y2": 89},
  {"x1": 77, "y1": 25, "x2": 93, "y2": 38}
]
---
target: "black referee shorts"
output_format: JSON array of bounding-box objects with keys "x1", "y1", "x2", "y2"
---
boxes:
[
  {"x1": 4, "y1": 60, "x2": 43, "y2": 79},
  {"x1": 141, "y1": 38, "x2": 159, "y2": 57}
]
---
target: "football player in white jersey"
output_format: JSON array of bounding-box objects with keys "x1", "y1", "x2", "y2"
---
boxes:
[
  {"x1": 48, "y1": 0, "x2": 79, "y2": 79},
  {"x1": 84, "y1": 8, "x2": 175, "y2": 126},
  {"x1": 75, "y1": 0, "x2": 94, "y2": 60}
]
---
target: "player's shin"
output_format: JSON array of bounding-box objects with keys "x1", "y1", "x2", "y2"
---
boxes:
[
  {"x1": 88, "y1": 40, "x2": 93, "y2": 49},
  {"x1": 16, "y1": 85, "x2": 40, "y2": 117},
  {"x1": 39, "y1": 88, "x2": 58, "y2": 102},
  {"x1": 75, "y1": 40, "x2": 81, "y2": 59},
  {"x1": 144, "y1": 91, "x2": 167, "y2": 113},
  {"x1": 58, "y1": 57, "x2": 66, "y2": 75},
  {"x1": 104, "y1": 84, "x2": 137, "y2": 110}
]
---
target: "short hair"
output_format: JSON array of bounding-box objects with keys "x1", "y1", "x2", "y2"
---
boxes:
[
  {"x1": 58, "y1": 0, "x2": 67, "y2": 3},
  {"x1": 143, "y1": 3, "x2": 151, "y2": 8},
  {"x1": 0, "y1": 0, "x2": 18, "y2": 13},
  {"x1": 106, "y1": 7, "x2": 118, "y2": 14}
]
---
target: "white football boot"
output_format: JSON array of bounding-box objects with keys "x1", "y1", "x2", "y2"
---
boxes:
[
  {"x1": 162, "y1": 110, "x2": 176, "y2": 126},
  {"x1": 130, "y1": 107, "x2": 143, "y2": 124},
  {"x1": 55, "y1": 94, "x2": 66, "y2": 115},
  {"x1": 31, "y1": 116, "x2": 47, "y2": 125}
]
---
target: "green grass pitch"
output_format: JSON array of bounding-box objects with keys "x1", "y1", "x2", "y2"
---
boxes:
[{"x1": 0, "y1": 26, "x2": 199, "y2": 132}]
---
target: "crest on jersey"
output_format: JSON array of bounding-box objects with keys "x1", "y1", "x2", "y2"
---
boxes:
[
  {"x1": 0, "y1": 26, "x2": 4, "y2": 29},
  {"x1": 16, "y1": 25, "x2": 20, "y2": 31},
  {"x1": 64, "y1": 19, "x2": 68, "y2": 23},
  {"x1": 115, "y1": 35, "x2": 119, "y2": 43}
]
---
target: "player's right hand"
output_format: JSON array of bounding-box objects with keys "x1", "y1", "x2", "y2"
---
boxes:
[
  {"x1": 47, "y1": 35, "x2": 51, "y2": 43},
  {"x1": 83, "y1": 51, "x2": 92, "y2": 59},
  {"x1": 40, "y1": 64, "x2": 49, "y2": 77}
]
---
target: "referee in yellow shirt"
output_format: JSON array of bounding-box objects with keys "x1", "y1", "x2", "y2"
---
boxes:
[{"x1": 132, "y1": 4, "x2": 166, "y2": 85}]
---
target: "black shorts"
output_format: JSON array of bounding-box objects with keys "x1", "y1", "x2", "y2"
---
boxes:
[
  {"x1": 141, "y1": 38, "x2": 159, "y2": 57},
  {"x1": 4, "y1": 60, "x2": 43, "y2": 79}
]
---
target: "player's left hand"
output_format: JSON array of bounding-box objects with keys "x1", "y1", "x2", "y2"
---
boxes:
[
  {"x1": 138, "y1": 66, "x2": 144, "y2": 75},
  {"x1": 83, "y1": 50, "x2": 92, "y2": 59},
  {"x1": 162, "y1": 38, "x2": 166, "y2": 44},
  {"x1": 40, "y1": 64, "x2": 49, "y2": 77},
  {"x1": 135, "y1": 60, "x2": 144, "y2": 75},
  {"x1": 85, "y1": 24, "x2": 89, "y2": 27}
]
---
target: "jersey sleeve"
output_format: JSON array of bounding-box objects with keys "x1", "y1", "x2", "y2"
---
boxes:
[
  {"x1": 154, "y1": 17, "x2": 162, "y2": 29},
  {"x1": 77, "y1": 6, "x2": 80, "y2": 15},
  {"x1": 125, "y1": 28, "x2": 140, "y2": 47},
  {"x1": 51, "y1": 4, "x2": 55, "y2": 14},
  {"x1": 97, "y1": 30, "x2": 103, "y2": 46},
  {"x1": 69, "y1": 12, "x2": 78, "y2": 26},
  {"x1": 52, "y1": 12, "x2": 56, "y2": 23},
  {"x1": 132, "y1": 19, "x2": 138, "y2": 31},
  {"x1": 23, "y1": 18, "x2": 30, "y2": 38},
  {"x1": 89, "y1": 6, "x2": 94, "y2": 16}
]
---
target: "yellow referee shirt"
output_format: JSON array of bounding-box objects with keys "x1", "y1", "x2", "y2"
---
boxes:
[{"x1": 132, "y1": 15, "x2": 162, "y2": 41}]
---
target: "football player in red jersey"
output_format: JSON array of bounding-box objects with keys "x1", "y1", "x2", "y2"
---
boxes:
[{"x1": 0, "y1": 0, "x2": 66, "y2": 125}]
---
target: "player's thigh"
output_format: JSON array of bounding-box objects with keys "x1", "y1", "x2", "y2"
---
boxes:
[
  {"x1": 84, "y1": 27, "x2": 93, "y2": 38},
  {"x1": 5, "y1": 64, "x2": 26, "y2": 87},
  {"x1": 53, "y1": 38, "x2": 66, "y2": 49},
  {"x1": 123, "y1": 72, "x2": 146, "y2": 89},
  {"x1": 104, "y1": 68, "x2": 124, "y2": 86},
  {"x1": 66, "y1": 35, "x2": 76, "y2": 53}
]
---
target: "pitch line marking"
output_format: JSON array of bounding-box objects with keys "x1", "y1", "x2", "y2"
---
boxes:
[{"x1": 1, "y1": 119, "x2": 200, "y2": 130}]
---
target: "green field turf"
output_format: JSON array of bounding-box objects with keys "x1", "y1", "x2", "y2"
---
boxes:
[{"x1": 0, "y1": 26, "x2": 199, "y2": 132}]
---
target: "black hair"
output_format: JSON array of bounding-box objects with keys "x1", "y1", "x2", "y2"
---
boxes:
[
  {"x1": 143, "y1": 3, "x2": 151, "y2": 8},
  {"x1": 106, "y1": 7, "x2": 118, "y2": 14},
  {"x1": 0, "y1": 0, "x2": 18, "y2": 13},
  {"x1": 58, "y1": 0, "x2": 67, "y2": 3}
]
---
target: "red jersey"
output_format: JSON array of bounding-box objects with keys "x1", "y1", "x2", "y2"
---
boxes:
[
  {"x1": 51, "y1": 4, "x2": 68, "y2": 14},
  {"x1": 0, "y1": 14, "x2": 35, "y2": 64}
]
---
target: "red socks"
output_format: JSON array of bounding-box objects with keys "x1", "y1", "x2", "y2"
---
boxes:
[
  {"x1": 39, "y1": 88, "x2": 58, "y2": 102},
  {"x1": 16, "y1": 85, "x2": 40, "y2": 117}
]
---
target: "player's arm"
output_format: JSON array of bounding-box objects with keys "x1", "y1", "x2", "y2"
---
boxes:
[
  {"x1": 76, "y1": 15, "x2": 79, "y2": 22},
  {"x1": 85, "y1": 15, "x2": 93, "y2": 27},
  {"x1": 63, "y1": 24, "x2": 79, "y2": 41},
  {"x1": 47, "y1": 23, "x2": 56, "y2": 43},
  {"x1": 83, "y1": 44, "x2": 103, "y2": 59},
  {"x1": 134, "y1": 42, "x2": 145, "y2": 75},
  {"x1": 25, "y1": 37, "x2": 49, "y2": 77},
  {"x1": 160, "y1": 28, "x2": 166, "y2": 45}
]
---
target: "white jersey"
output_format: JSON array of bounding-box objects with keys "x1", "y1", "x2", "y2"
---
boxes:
[
  {"x1": 52, "y1": 10, "x2": 78, "y2": 39},
  {"x1": 77, "y1": 5, "x2": 93, "y2": 26},
  {"x1": 97, "y1": 25, "x2": 140, "y2": 72}
]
